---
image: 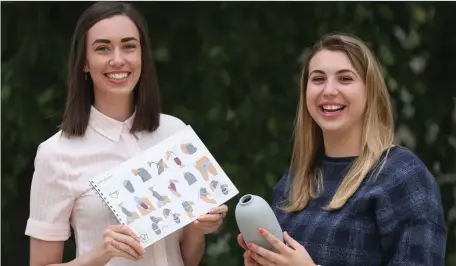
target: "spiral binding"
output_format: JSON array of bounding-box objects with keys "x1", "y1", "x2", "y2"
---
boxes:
[{"x1": 89, "y1": 180, "x2": 125, "y2": 225}]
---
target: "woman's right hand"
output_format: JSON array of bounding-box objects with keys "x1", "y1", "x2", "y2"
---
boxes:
[
  {"x1": 97, "y1": 224, "x2": 145, "y2": 262},
  {"x1": 237, "y1": 234, "x2": 259, "y2": 266}
]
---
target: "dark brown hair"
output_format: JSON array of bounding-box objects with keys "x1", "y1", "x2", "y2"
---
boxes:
[{"x1": 59, "y1": 2, "x2": 161, "y2": 137}]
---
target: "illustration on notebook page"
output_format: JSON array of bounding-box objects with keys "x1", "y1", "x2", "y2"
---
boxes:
[
  {"x1": 109, "y1": 190, "x2": 120, "y2": 199},
  {"x1": 150, "y1": 215, "x2": 164, "y2": 235},
  {"x1": 183, "y1": 172, "x2": 198, "y2": 186},
  {"x1": 148, "y1": 185, "x2": 171, "y2": 207},
  {"x1": 138, "y1": 232, "x2": 149, "y2": 244},
  {"x1": 194, "y1": 156, "x2": 218, "y2": 181},
  {"x1": 123, "y1": 179, "x2": 135, "y2": 193},
  {"x1": 168, "y1": 179, "x2": 182, "y2": 198},
  {"x1": 147, "y1": 158, "x2": 168, "y2": 175},
  {"x1": 181, "y1": 142, "x2": 198, "y2": 155},
  {"x1": 166, "y1": 151, "x2": 184, "y2": 168},
  {"x1": 220, "y1": 184, "x2": 230, "y2": 196},
  {"x1": 131, "y1": 168, "x2": 153, "y2": 183},
  {"x1": 133, "y1": 195, "x2": 155, "y2": 215},
  {"x1": 119, "y1": 203, "x2": 140, "y2": 224},
  {"x1": 199, "y1": 187, "x2": 217, "y2": 204},
  {"x1": 209, "y1": 180, "x2": 219, "y2": 191},
  {"x1": 162, "y1": 207, "x2": 183, "y2": 224},
  {"x1": 172, "y1": 213, "x2": 181, "y2": 224},
  {"x1": 181, "y1": 200, "x2": 196, "y2": 218}
]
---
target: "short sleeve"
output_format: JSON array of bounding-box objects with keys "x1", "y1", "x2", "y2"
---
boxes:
[{"x1": 25, "y1": 141, "x2": 75, "y2": 241}]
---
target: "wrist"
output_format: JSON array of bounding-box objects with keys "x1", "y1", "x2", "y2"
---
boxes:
[
  {"x1": 187, "y1": 223, "x2": 207, "y2": 236},
  {"x1": 86, "y1": 246, "x2": 111, "y2": 266},
  {"x1": 65, "y1": 246, "x2": 110, "y2": 266}
]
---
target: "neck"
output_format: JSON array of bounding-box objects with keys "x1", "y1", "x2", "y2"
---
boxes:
[
  {"x1": 322, "y1": 124, "x2": 363, "y2": 158},
  {"x1": 93, "y1": 92, "x2": 134, "y2": 122}
]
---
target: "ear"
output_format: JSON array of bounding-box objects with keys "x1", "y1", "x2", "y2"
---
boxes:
[{"x1": 83, "y1": 62, "x2": 89, "y2": 72}]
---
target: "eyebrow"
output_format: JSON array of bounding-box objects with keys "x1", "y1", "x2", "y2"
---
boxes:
[
  {"x1": 91, "y1": 37, "x2": 138, "y2": 45},
  {"x1": 309, "y1": 69, "x2": 356, "y2": 75}
]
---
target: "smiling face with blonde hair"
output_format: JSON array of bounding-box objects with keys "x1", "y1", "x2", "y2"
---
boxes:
[
  {"x1": 283, "y1": 34, "x2": 395, "y2": 212},
  {"x1": 306, "y1": 49, "x2": 367, "y2": 138}
]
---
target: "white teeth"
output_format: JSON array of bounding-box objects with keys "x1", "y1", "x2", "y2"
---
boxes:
[
  {"x1": 107, "y1": 73, "x2": 129, "y2": 79},
  {"x1": 322, "y1": 104, "x2": 344, "y2": 111}
]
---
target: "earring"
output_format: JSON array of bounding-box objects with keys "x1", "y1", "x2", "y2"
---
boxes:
[{"x1": 83, "y1": 67, "x2": 89, "y2": 80}]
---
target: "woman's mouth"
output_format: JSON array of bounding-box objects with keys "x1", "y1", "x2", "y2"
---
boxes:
[
  {"x1": 320, "y1": 104, "x2": 346, "y2": 113},
  {"x1": 105, "y1": 72, "x2": 130, "y2": 80}
]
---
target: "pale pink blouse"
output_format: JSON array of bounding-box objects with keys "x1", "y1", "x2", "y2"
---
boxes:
[{"x1": 25, "y1": 106, "x2": 188, "y2": 266}]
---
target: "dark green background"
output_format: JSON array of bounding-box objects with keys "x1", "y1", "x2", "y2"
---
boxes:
[{"x1": 2, "y1": 2, "x2": 455, "y2": 265}]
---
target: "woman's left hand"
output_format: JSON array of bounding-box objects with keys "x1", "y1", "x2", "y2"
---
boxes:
[
  {"x1": 190, "y1": 205, "x2": 228, "y2": 234},
  {"x1": 247, "y1": 228, "x2": 316, "y2": 266}
]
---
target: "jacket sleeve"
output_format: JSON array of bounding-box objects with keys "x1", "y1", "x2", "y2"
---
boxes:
[{"x1": 375, "y1": 160, "x2": 447, "y2": 266}]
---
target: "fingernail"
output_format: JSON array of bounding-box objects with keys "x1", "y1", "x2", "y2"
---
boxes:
[
  {"x1": 250, "y1": 252, "x2": 255, "y2": 258},
  {"x1": 248, "y1": 242, "x2": 253, "y2": 248},
  {"x1": 258, "y1": 228, "x2": 265, "y2": 235}
]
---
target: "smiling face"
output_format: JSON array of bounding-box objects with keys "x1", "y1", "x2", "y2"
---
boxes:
[
  {"x1": 84, "y1": 15, "x2": 141, "y2": 97},
  {"x1": 306, "y1": 49, "x2": 366, "y2": 134}
]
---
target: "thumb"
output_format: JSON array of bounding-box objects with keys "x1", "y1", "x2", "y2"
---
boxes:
[{"x1": 237, "y1": 234, "x2": 248, "y2": 250}]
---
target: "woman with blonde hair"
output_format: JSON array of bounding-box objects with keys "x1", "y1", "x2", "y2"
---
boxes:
[{"x1": 238, "y1": 34, "x2": 447, "y2": 265}]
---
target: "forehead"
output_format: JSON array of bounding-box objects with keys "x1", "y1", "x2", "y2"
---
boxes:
[
  {"x1": 308, "y1": 50, "x2": 354, "y2": 73},
  {"x1": 87, "y1": 15, "x2": 140, "y2": 42}
]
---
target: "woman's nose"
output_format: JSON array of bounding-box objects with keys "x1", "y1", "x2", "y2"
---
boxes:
[
  {"x1": 110, "y1": 48, "x2": 126, "y2": 67},
  {"x1": 322, "y1": 79, "x2": 339, "y2": 96}
]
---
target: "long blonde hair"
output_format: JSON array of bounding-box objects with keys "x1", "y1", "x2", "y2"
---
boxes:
[{"x1": 282, "y1": 33, "x2": 395, "y2": 212}]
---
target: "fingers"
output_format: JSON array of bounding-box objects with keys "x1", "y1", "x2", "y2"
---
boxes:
[
  {"x1": 237, "y1": 234, "x2": 248, "y2": 250},
  {"x1": 104, "y1": 225, "x2": 145, "y2": 258},
  {"x1": 258, "y1": 228, "x2": 291, "y2": 254},
  {"x1": 248, "y1": 241, "x2": 280, "y2": 264},
  {"x1": 111, "y1": 225, "x2": 139, "y2": 241},
  {"x1": 113, "y1": 231, "x2": 145, "y2": 256},
  {"x1": 196, "y1": 213, "x2": 224, "y2": 223},
  {"x1": 109, "y1": 238, "x2": 142, "y2": 260},
  {"x1": 193, "y1": 219, "x2": 223, "y2": 232},
  {"x1": 243, "y1": 250, "x2": 259, "y2": 266},
  {"x1": 283, "y1": 231, "x2": 301, "y2": 251},
  {"x1": 209, "y1": 204, "x2": 228, "y2": 215},
  {"x1": 250, "y1": 251, "x2": 272, "y2": 266}
]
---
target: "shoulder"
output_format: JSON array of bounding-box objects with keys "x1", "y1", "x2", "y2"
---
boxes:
[
  {"x1": 31, "y1": 131, "x2": 73, "y2": 186},
  {"x1": 376, "y1": 146, "x2": 436, "y2": 186},
  {"x1": 374, "y1": 146, "x2": 444, "y2": 223},
  {"x1": 34, "y1": 131, "x2": 67, "y2": 163}
]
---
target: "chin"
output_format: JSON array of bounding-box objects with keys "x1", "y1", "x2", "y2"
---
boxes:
[{"x1": 315, "y1": 120, "x2": 348, "y2": 134}]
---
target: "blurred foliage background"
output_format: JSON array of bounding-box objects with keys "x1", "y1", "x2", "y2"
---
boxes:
[{"x1": 2, "y1": 1, "x2": 456, "y2": 265}]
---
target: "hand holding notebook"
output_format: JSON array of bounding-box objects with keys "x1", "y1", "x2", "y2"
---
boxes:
[{"x1": 89, "y1": 126, "x2": 239, "y2": 248}]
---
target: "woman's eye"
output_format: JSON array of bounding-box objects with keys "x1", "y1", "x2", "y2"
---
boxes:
[
  {"x1": 96, "y1": 46, "x2": 110, "y2": 52},
  {"x1": 312, "y1": 77, "x2": 325, "y2": 82},
  {"x1": 339, "y1": 76, "x2": 353, "y2": 82},
  {"x1": 124, "y1": 44, "x2": 137, "y2": 50}
]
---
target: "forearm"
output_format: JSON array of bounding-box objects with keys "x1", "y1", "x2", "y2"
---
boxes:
[
  {"x1": 180, "y1": 227, "x2": 206, "y2": 266},
  {"x1": 47, "y1": 247, "x2": 109, "y2": 266}
]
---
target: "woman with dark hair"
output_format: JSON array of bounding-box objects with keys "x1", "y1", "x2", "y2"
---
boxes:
[{"x1": 25, "y1": 2, "x2": 227, "y2": 266}]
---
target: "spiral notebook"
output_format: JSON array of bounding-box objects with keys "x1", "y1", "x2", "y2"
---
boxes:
[{"x1": 89, "y1": 125, "x2": 239, "y2": 248}]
